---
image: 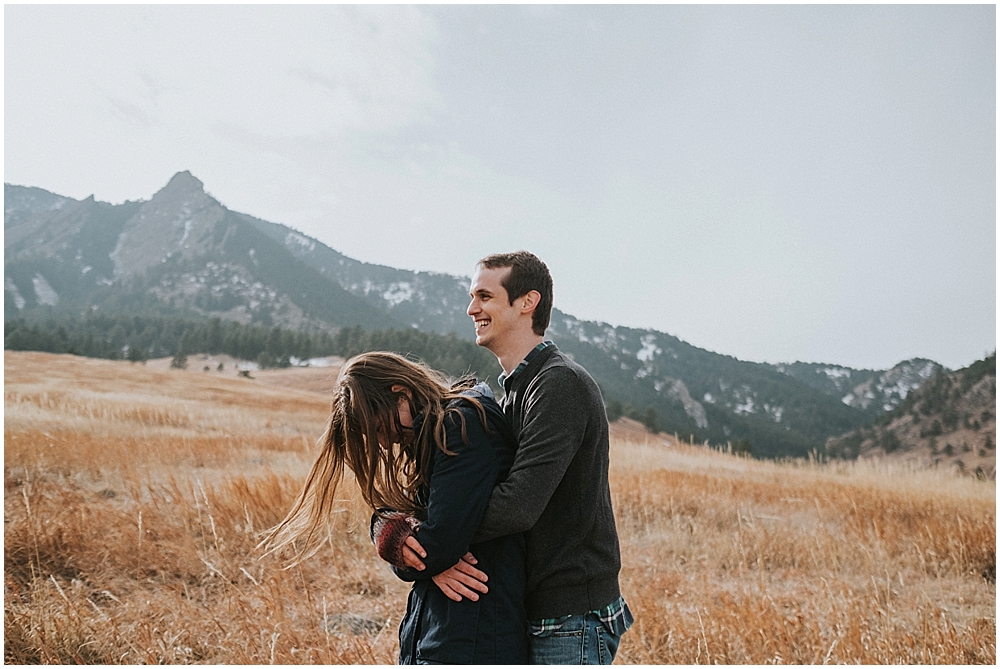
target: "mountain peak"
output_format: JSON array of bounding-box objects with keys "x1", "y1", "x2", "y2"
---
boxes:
[
  {"x1": 110, "y1": 171, "x2": 222, "y2": 278},
  {"x1": 156, "y1": 171, "x2": 206, "y2": 199}
]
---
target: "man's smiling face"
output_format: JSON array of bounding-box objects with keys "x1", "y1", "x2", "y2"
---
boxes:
[{"x1": 467, "y1": 266, "x2": 520, "y2": 353}]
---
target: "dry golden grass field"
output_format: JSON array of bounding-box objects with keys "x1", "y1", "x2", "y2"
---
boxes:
[{"x1": 4, "y1": 351, "x2": 996, "y2": 664}]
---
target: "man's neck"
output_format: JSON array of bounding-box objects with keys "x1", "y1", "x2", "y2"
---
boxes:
[{"x1": 496, "y1": 334, "x2": 546, "y2": 376}]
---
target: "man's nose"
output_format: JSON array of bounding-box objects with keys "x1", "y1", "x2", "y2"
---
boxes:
[{"x1": 467, "y1": 298, "x2": 478, "y2": 316}]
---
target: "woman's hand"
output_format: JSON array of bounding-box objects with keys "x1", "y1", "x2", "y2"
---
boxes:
[
  {"x1": 371, "y1": 512, "x2": 421, "y2": 569},
  {"x1": 431, "y1": 553, "x2": 489, "y2": 602},
  {"x1": 402, "y1": 535, "x2": 427, "y2": 571}
]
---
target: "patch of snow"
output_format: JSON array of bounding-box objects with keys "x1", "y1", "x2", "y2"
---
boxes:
[
  {"x1": 285, "y1": 231, "x2": 317, "y2": 252},
  {"x1": 383, "y1": 282, "x2": 415, "y2": 306},
  {"x1": 821, "y1": 367, "x2": 852, "y2": 380},
  {"x1": 81, "y1": 266, "x2": 92, "y2": 274},
  {"x1": 32, "y1": 273, "x2": 59, "y2": 306},
  {"x1": 306, "y1": 357, "x2": 337, "y2": 367},
  {"x1": 179, "y1": 218, "x2": 194, "y2": 246},
  {"x1": 841, "y1": 394, "x2": 855, "y2": 406},
  {"x1": 5, "y1": 278, "x2": 26, "y2": 310},
  {"x1": 636, "y1": 334, "x2": 661, "y2": 362},
  {"x1": 734, "y1": 397, "x2": 756, "y2": 414},
  {"x1": 917, "y1": 362, "x2": 937, "y2": 378},
  {"x1": 703, "y1": 392, "x2": 715, "y2": 404}
]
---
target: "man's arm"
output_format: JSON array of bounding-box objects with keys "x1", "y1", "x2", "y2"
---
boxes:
[
  {"x1": 371, "y1": 516, "x2": 490, "y2": 600},
  {"x1": 472, "y1": 366, "x2": 590, "y2": 543},
  {"x1": 383, "y1": 405, "x2": 500, "y2": 580}
]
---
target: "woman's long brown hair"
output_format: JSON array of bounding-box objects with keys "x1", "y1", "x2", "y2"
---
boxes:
[{"x1": 260, "y1": 351, "x2": 487, "y2": 564}]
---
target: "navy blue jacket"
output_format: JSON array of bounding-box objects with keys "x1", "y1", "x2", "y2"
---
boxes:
[{"x1": 388, "y1": 383, "x2": 528, "y2": 664}]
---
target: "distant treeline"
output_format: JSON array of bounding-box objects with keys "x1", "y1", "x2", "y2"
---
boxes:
[
  {"x1": 4, "y1": 316, "x2": 501, "y2": 383},
  {"x1": 333, "y1": 326, "x2": 500, "y2": 385}
]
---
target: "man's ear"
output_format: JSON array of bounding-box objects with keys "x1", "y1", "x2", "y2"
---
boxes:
[{"x1": 519, "y1": 290, "x2": 541, "y2": 315}]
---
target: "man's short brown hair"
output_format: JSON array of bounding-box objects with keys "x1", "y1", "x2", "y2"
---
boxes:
[{"x1": 478, "y1": 251, "x2": 553, "y2": 336}]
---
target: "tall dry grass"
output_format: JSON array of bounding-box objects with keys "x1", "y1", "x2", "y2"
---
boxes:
[
  {"x1": 4, "y1": 351, "x2": 995, "y2": 663},
  {"x1": 610, "y1": 441, "x2": 995, "y2": 663}
]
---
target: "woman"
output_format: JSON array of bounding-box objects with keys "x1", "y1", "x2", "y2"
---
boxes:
[{"x1": 262, "y1": 352, "x2": 528, "y2": 664}]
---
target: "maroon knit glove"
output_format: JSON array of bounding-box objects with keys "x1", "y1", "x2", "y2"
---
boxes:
[{"x1": 370, "y1": 511, "x2": 421, "y2": 569}]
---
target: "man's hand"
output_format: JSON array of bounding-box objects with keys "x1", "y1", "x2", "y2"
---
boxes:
[{"x1": 431, "y1": 553, "x2": 489, "y2": 602}]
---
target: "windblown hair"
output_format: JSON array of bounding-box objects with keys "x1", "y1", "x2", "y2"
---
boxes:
[
  {"x1": 478, "y1": 250, "x2": 553, "y2": 336},
  {"x1": 260, "y1": 351, "x2": 486, "y2": 564}
]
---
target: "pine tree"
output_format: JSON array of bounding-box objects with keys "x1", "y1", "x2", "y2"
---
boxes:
[{"x1": 170, "y1": 350, "x2": 188, "y2": 370}]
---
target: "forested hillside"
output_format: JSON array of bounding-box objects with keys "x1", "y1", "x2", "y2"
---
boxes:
[
  {"x1": 4, "y1": 173, "x2": 956, "y2": 459},
  {"x1": 827, "y1": 354, "x2": 996, "y2": 477}
]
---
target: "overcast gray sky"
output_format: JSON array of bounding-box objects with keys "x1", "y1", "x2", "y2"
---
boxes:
[{"x1": 5, "y1": 4, "x2": 995, "y2": 370}]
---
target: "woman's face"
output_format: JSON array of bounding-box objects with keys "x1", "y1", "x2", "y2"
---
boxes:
[
  {"x1": 395, "y1": 391, "x2": 415, "y2": 428},
  {"x1": 376, "y1": 386, "x2": 415, "y2": 449}
]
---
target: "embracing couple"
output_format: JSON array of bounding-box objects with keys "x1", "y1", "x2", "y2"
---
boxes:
[{"x1": 265, "y1": 251, "x2": 633, "y2": 664}]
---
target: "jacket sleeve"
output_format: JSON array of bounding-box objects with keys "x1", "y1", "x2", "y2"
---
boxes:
[
  {"x1": 391, "y1": 403, "x2": 498, "y2": 581},
  {"x1": 472, "y1": 366, "x2": 589, "y2": 543}
]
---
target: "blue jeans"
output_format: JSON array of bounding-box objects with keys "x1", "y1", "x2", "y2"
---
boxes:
[{"x1": 529, "y1": 612, "x2": 623, "y2": 664}]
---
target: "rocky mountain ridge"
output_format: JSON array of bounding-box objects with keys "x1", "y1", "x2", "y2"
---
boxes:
[{"x1": 826, "y1": 354, "x2": 996, "y2": 477}]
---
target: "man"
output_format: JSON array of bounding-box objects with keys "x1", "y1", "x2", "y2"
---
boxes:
[{"x1": 399, "y1": 251, "x2": 632, "y2": 664}]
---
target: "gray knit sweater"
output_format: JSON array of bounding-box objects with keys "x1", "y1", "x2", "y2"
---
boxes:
[{"x1": 473, "y1": 344, "x2": 622, "y2": 619}]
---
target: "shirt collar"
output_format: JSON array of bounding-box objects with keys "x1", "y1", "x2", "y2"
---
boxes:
[{"x1": 499, "y1": 340, "x2": 556, "y2": 392}]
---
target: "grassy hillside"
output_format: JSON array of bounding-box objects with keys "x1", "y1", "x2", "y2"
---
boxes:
[{"x1": 4, "y1": 351, "x2": 994, "y2": 664}]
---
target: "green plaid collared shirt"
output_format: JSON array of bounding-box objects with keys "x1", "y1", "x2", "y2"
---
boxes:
[
  {"x1": 498, "y1": 340, "x2": 556, "y2": 393},
  {"x1": 529, "y1": 595, "x2": 634, "y2": 637}
]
